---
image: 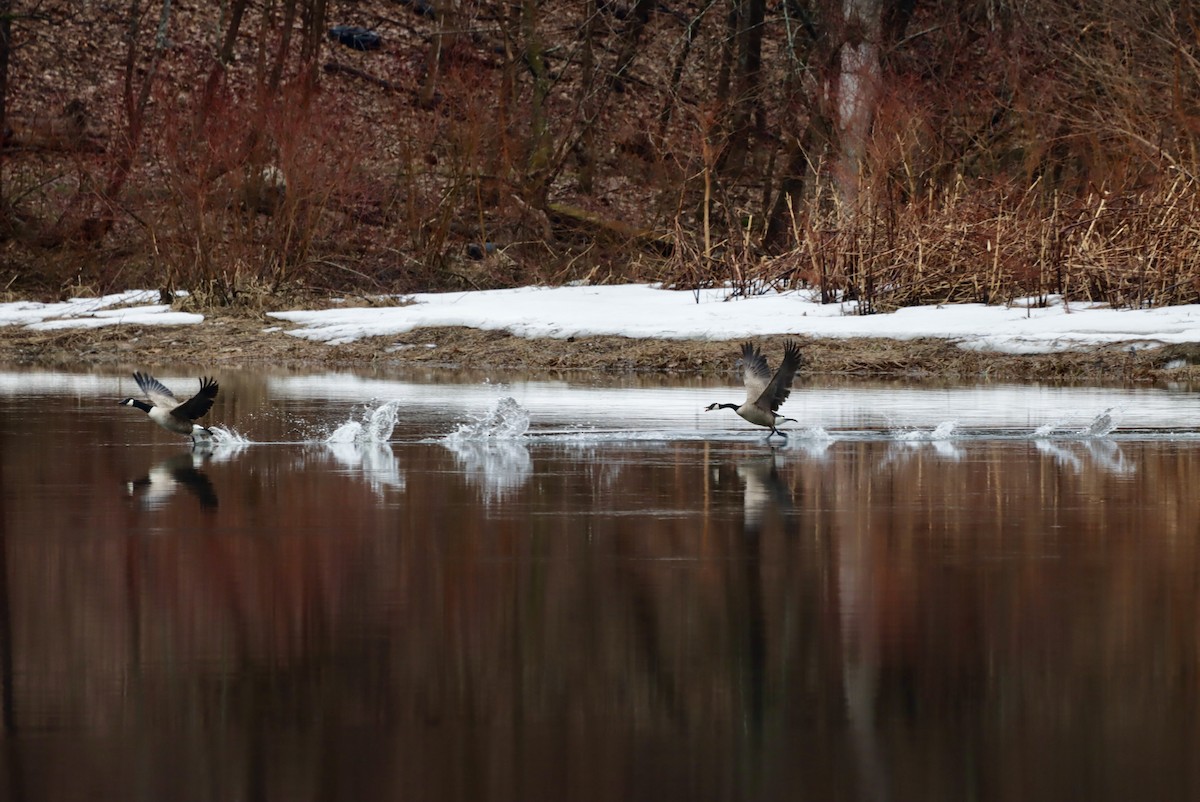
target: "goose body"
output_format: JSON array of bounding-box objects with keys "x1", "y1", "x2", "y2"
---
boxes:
[
  {"x1": 119, "y1": 371, "x2": 219, "y2": 439},
  {"x1": 706, "y1": 340, "x2": 802, "y2": 438}
]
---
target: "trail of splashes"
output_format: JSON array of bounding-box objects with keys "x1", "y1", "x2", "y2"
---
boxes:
[
  {"x1": 790, "y1": 428, "x2": 835, "y2": 457},
  {"x1": 1034, "y1": 408, "x2": 1118, "y2": 439},
  {"x1": 1078, "y1": 407, "x2": 1117, "y2": 437},
  {"x1": 326, "y1": 400, "x2": 401, "y2": 444},
  {"x1": 1033, "y1": 421, "x2": 1061, "y2": 438},
  {"x1": 795, "y1": 426, "x2": 832, "y2": 441},
  {"x1": 445, "y1": 397, "x2": 530, "y2": 442},
  {"x1": 895, "y1": 421, "x2": 958, "y2": 441},
  {"x1": 204, "y1": 425, "x2": 252, "y2": 445}
]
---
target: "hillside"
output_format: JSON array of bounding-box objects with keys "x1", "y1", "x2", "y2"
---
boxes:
[{"x1": 1, "y1": 0, "x2": 1198, "y2": 314}]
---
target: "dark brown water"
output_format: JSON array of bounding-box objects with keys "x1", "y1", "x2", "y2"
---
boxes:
[{"x1": 1, "y1": 370, "x2": 1199, "y2": 801}]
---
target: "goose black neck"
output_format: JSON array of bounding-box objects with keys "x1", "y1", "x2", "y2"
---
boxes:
[
  {"x1": 130, "y1": 399, "x2": 152, "y2": 413},
  {"x1": 717, "y1": 403, "x2": 738, "y2": 410}
]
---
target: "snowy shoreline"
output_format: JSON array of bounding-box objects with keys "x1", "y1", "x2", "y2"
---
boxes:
[{"x1": 4, "y1": 284, "x2": 1200, "y2": 356}]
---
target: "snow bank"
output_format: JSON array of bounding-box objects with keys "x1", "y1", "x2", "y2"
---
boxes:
[
  {"x1": 268, "y1": 285, "x2": 1200, "y2": 354},
  {"x1": 0, "y1": 290, "x2": 202, "y2": 330}
]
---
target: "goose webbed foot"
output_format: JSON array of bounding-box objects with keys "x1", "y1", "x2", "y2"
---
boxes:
[{"x1": 190, "y1": 427, "x2": 215, "y2": 445}]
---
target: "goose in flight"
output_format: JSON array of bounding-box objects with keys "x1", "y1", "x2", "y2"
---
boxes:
[
  {"x1": 705, "y1": 340, "x2": 802, "y2": 438},
  {"x1": 119, "y1": 371, "x2": 219, "y2": 440}
]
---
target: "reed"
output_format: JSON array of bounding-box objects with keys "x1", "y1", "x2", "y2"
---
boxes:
[{"x1": 665, "y1": 173, "x2": 1200, "y2": 311}]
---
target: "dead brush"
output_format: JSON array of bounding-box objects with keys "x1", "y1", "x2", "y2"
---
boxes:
[
  {"x1": 146, "y1": 65, "x2": 371, "y2": 303},
  {"x1": 798, "y1": 183, "x2": 1054, "y2": 312},
  {"x1": 1059, "y1": 177, "x2": 1200, "y2": 307},
  {"x1": 659, "y1": 170, "x2": 1200, "y2": 313},
  {"x1": 172, "y1": 271, "x2": 291, "y2": 315},
  {"x1": 661, "y1": 205, "x2": 801, "y2": 301}
]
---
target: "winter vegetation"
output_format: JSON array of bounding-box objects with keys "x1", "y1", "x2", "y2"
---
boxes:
[{"x1": 1, "y1": 0, "x2": 1199, "y2": 314}]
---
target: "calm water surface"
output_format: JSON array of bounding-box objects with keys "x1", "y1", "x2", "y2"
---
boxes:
[{"x1": 2, "y1": 368, "x2": 1200, "y2": 801}]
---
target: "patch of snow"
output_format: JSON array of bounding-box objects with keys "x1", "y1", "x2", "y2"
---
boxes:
[
  {"x1": 7, "y1": 283, "x2": 1200, "y2": 355},
  {"x1": 266, "y1": 284, "x2": 1200, "y2": 355},
  {"x1": 0, "y1": 291, "x2": 202, "y2": 329}
]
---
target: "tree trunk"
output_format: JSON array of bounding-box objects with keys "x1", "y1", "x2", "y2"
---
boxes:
[
  {"x1": 657, "y1": 4, "x2": 708, "y2": 138},
  {"x1": 218, "y1": 0, "x2": 250, "y2": 63},
  {"x1": 521, "y1": 0, "x2": 551, "y2": 192},
  {"x1": 56, "y1": 0, "x2": 173, "y2": 244},
  {"x1": 268, "y1": 0, "x2": 299, "y2": 92},
  {"x1": 578, "y1": 0, "x2": 597, "y2": 194},
  {"x1": 299, "y1": 0, "x2": 327, "y2": 91},
  {"x1": 0, "y1": 0, "x2": 11, "y2": 221},
  {"x1": 419, "y1": 0, "x2": 457, "y2": 109},
  {"x1": 105, "y1": 0, "x2": 172, "y2": 203},
  {"x1": 763, "y1": 110, "x2": 832, "y2": 253},
  {"x1": 199, "y1": 0, "x2": 250, "y2": 124},
  {"x1": 609, "y1": 0, "x2": 656, "y2": 91},
  {"x1": 834, "y1": 0, "x2": 882, "y2": 214},
  {"x1": 721, "y1": 0, "x2": 766, "y2": 177}
]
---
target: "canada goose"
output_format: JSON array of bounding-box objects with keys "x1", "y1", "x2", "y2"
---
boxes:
[
  {"x1": 119, "y1": 371, "x2": 219, "y2": 439},
  {"x1": 706, "y1": 340, "x2": 802, "y2": 438}
]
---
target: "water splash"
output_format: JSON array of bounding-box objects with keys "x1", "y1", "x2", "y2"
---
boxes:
[
  {"x1": 1032, "y1": 409, "x2": 1118, "y2": 439},
  {"x1": 1032, "y1": 421, "x2": 1062, "y2": 438},
  {"x1": 895, "y1": 421, "x2": 958, "y2": 441},
  {"x1": 326, "y1": 400, "x2": 401, "y2": 444},
  {"x1": 778, "y1": 426, "x2": 834, "y2": 456},
  {"x1": 1078, "y1": 407, "x2": 1118, "y2": 437},
  {"x1": 205, "y1": 425, "x2": 252, "y2": 445},
  {"x1": 445, "y1": 396, "x2": 530, "y2": 442}
]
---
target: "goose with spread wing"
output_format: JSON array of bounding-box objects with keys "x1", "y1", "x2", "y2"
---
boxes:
[
  {"x1": 705, "y1": 340, "x2": 802, "y2": 438},
  {"x1": 119, "y1": 371, "x2": 219, "y2": 440}
]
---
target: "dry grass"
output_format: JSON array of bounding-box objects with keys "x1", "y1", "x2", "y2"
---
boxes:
[
  {"x1": 661, "y1": 174, "x2": 1200, "y2": 312},
  {"x1": 0, "y1": 314, "x2": 1188, "y2": 385}
]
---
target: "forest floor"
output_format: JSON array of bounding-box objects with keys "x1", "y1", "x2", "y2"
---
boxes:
[{"x1": 2, "y1": 309, "x2": 1194, "y2": 384}]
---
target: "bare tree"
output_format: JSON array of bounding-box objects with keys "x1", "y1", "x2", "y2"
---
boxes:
[
  {"x1": 198, "y1": 0, "x2": 250, "y2": 124},
  {"x1": 58, "y1": 0, "x2": 174, "y2": 243},
  {"x1": 718, "y1": 0, "x2": 767, "y2": 178},
  {"x1": 0, "y1": 0, "x2": 11, "y2": 222},
  {"x1": 833, "y1": 0, "x2": 882, "y2": 214},
  {"x1": 419, "y1": 0, "x2": 460, "y2": 109},
  {"x1": 298, "y1": 0, "x2": 327, "y2": 89},
  {"x1": 268, "y1": 0, "x2": 299, "y2": 93}
]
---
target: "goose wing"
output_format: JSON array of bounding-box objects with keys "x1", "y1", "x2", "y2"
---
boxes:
[
  {"x1": 133, "y1": 371, "x2": 180, "y2": 409},
  {"x1": 171, "y1": 376, "x2": 219, "y2": 422},
  {"x1": 751, "y1": 340, "x2": 802, "y2": 413},
  {"x1": 740, "y1": 342, "x2": 773, "y2": 404}
]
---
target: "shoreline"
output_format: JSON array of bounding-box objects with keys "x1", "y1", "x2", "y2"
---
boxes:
[{"x1": 2, "y1": 311, "x2": 1197, "y2": 384}]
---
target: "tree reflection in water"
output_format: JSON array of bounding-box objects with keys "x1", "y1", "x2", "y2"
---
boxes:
[{"x1": 2, "y1": 395, "x2": 1198, "y2": 801}]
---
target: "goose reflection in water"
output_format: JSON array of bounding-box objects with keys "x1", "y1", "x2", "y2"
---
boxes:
[
  {"x1": 736, "y1": 451, "x2": 794, "y2": 535},
  {"x1": 126, "y1": 450, "x2": 219, "y2": 510}
]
